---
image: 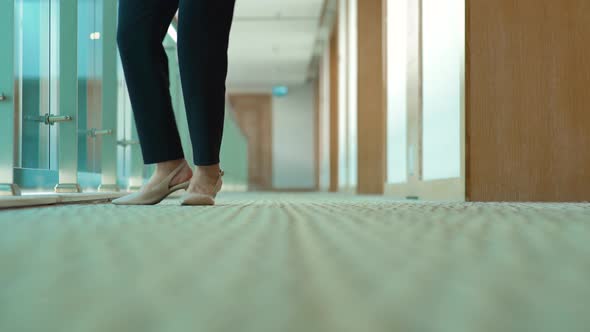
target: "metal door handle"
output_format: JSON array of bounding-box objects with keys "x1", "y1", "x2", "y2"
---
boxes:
[
  {"x1": 25, "y1": 114, "x2": 73, "y2": 125},
  {"x1": 46, "y1": 115, "x2": 73, "y2": 125},
  {"x1": 117, "y1": 139, "x2": 140, "y2": 147},
  {"x1": 0, "y1": 93, "x2": 6, "y2": 101},
  {"x1": 80, "y1": 128, "x2": 114, "y2": 138}
]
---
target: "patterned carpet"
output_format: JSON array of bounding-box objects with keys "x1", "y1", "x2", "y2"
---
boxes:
[{"x1": 0, "y1": 193, "x2": 589, "y2": 332}]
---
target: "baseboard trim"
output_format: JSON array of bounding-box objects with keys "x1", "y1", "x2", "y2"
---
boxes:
[
  {"x1": 0, "y1": 192, "x2": 125, "y2": 210},
  {"x1": 385, "y1": 178, "x2": 465, "y2": 202}
]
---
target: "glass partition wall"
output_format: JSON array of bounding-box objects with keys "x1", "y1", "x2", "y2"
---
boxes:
[
  {"x1": 0, "y1": 0, "x2": 143, "y2": 195},
  {"x1": 78, "y1": 0, "x2": 104, "y2": 174},
  {"x1": 17, "y1": 0, "x2": 55, "y2": 171},
  {"x1": 0, "y1": 0, "x2": 18, "y2": 195}
]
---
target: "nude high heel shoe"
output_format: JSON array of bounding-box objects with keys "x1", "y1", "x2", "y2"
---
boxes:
[
  {"x1": 112, "y1": 163, "x2": 190, "y2": 206},
  {"x1": 180, "y1": 170, "x2": 224, "y2": 206}
]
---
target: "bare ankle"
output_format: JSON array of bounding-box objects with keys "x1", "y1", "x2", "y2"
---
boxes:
[
  {"x1": 156, "y1": 159, "x2": 187, "y2": 174},
  {"x1": 194, "y1": 164, "x2": 221, "y2": 178}
]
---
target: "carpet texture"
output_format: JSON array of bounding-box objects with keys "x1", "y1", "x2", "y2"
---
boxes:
[{"x1": 1, "y1": 193, "x2": 589, "y2": 332}]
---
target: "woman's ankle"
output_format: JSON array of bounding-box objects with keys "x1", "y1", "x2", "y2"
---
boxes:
[
  {"x1": 194, "y1": 164, "x2": 221, "y2": 178},
  {"x1": 156, "y1": 158, "x2": 187, "y2": 173}
]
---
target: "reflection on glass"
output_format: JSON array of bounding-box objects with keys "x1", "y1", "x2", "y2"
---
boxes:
[
  {"x1": 78, "y1": 0, "x2": 103, "y2": 173},
  {"x1": 17, "y1": 0, "x2": 52, "y2": 169},
  {"x1": 422, "y1": 0, "x2": 463, "y2": 180},
  {"x1": 386, "y1": 0, "x2": 408, "y2": 184}
]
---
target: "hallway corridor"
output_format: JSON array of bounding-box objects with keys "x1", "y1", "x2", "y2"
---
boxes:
[{"x1": 1, "y1": 193, "x2": 589, "y2": 332}]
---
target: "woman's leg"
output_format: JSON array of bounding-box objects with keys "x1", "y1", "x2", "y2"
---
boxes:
[
  {"x1": 177, "y1": 0, "x2": 236, "y2": 167},
  {"x1": 177, "y1": 0, "x2": 236, "y2": 195},
  {"x1": 117, "y1": 0, "x2": 182, "y2": 165},
  {"x1": 117, "y1": 0, "x2": 192, "y2": 189}
]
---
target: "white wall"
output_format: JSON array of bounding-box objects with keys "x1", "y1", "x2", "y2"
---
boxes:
[{"x1": 272, "y1": 83, "x2": 316, "y2": 189}]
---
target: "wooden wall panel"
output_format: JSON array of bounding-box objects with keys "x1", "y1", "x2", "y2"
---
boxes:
[
  {"x1": 357, "y1": 0, "x2": 387, "y2": 194},
  {"x1": 467, "y1": 0, "x2": 590, "y2": 201},
  {"x1": 228, "y1": 94, "x2": 273, "y2": 190}
]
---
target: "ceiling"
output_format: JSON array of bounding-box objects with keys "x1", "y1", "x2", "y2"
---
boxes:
[{"x1": 226, "y1": 0, "x2": 325, "y2": 91}]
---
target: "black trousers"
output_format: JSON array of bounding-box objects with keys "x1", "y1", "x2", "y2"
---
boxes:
[{"x1": 117, "y1": 0, "x2": 236, "y2": 165}]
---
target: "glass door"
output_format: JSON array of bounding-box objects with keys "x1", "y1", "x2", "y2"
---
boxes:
[{"x1": 16, "y1": 0, "x2": 55, "y2": 170}]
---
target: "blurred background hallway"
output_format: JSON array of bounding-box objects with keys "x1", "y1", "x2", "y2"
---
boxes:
[{"x1": 1, "y1": 0, "x2": 589, "y2": 331}]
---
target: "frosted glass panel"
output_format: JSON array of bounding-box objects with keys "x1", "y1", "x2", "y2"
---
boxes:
[
  {"x1": 347, "y1": 0, "x2": 357, "y2": 186},
  {"x1": 337, "y1": 0, "x2": 348, "y2": 188},
  {"x1": 386, "y1": 0, "x2": 408, "y2": 184},
  {"x1": 17, "y1": 0, "x2": 52, "y2": 169},
  {"x1": 422, "y1": 0, "x2": 463, "y2": 180},
  {"x1": 319, "y1": 46, "x2": 331, "y2": 191},
  {"x1": 78, "y1": 0, "x2": 104, "y2": 173}
]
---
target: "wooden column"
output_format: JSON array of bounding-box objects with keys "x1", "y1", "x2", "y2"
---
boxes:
[
  {"x1": 329, "y1": 25, "x2": 340, "y2": 193},
  {"x1": 228, "y1": 94, "x2": 273, "y2": 191},
  {"x1": 357, "y1": 0, "x2": 387, "y2": 194},
  {"x1": 467, "y1": 0, "x2": 590, "y2": 202}
]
